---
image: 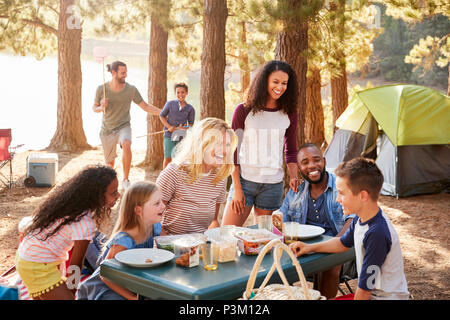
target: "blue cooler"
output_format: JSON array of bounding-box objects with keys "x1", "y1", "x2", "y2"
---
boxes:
[{"x1": 25, "y1": 153, "x2": 58, "y2": 187}]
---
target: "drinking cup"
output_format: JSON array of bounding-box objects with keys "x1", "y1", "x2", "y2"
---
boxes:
[
  {"x1": 202, "y1": 242, "x2": 220, "y2": 271},
  {"x1": 257, "y1": 214, "x2": 273, "y2": 232}
]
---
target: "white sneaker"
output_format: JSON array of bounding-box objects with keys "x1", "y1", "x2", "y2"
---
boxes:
[{"x1": 122, "y1": 179, "x2": 130, "y2": 190}]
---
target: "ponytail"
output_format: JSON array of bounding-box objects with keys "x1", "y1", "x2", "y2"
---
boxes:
[{"x1": 107, "y1": 61, "x2": 126, "y2": 73}]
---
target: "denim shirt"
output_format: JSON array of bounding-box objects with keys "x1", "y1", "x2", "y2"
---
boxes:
[{"x1": 279, "y1": 172, "x2": 355, "y2": 236}]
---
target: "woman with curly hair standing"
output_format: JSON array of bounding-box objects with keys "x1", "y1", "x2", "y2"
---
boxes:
[
  {"x1": 15, "y1": 165, "x2": 120, "y2": 300},
  {"x1": 222, "y1": 60, "x2": 300, "y2": 227}
]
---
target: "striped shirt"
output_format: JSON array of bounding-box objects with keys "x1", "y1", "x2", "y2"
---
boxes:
[
  {"x1": 156, "y1": 162, "x2": 227, "y2": 235},
  {"x1": 18, "y1": 211, "x2": 96, "y2": 263}
]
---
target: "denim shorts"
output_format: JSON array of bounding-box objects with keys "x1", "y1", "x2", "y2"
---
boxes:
[{"x1": 227, "y1": 175, "x2": 284, "y2": 211}]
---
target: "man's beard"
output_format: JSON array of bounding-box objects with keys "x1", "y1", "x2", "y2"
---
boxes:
[{"x1": 300, "y1": 169, "x2": 326, "y2": 185}]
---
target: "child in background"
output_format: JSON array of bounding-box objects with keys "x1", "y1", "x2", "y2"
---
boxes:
[
  {"x1": 289, "y1": 158, "x2": 409, "y2": 300},
  {"x1": 76, "y1": 181, "x2": 165, "y2": 300},
  {"x1": 15, "y1": 165, "x2": 120, "y2": 300},
  {"x1": 156, "y1": 117, "x2": 238, "y2": 235},
  {"x1": 159, "y1": 82, "x2": 196, "y2": 168},
  {"x1": 222, "y1": 60, "x2": 300, "y2": 227}
]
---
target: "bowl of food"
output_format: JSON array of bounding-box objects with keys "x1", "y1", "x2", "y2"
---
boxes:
[
  {"x1": 234, "y1": 229, "x2": 283, "y2": 256},
  {"x1": 154, "y1": 233, "x2": 206, "y2": 253}
]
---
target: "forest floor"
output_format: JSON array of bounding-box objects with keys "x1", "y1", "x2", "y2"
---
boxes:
[{"x1": 1, "y1": 148, "x2": 449, "y2": 300}]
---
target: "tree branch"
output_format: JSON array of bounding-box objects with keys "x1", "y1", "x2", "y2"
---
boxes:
[
  {"x1": 22, "y1": 17, "x2": 57, "y2": 35},
  {"x1": 0, "y1": 14, "x2": 57, "y2": 35}
]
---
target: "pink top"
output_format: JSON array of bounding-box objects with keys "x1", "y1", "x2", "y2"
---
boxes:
[
  {"x1": 18, "y1": 211, "x2": 96, "y2": 263},
  {"x1": 156, "y1": 162, "x2": 227, "y2": 235}
]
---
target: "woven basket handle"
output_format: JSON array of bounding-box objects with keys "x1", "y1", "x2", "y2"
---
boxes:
[
  {"x1": 244, "y1": 238, "x2": 283, "y2": 299},
  {"x1": 272, "y1": 241, "x2": 311, "y2": 300},
  {"x1": 244, "y1": 238, "x2": 311, "y2": 300}
]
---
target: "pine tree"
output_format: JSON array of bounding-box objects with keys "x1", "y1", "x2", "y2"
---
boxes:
[
  {"x1": 0, "y1": 0, "x2": 91, "y2": 151},
  {"x1": 329, "y1": 0, "x2": 348, "y2": 126},
  {"x1": 145, "y1": 1, "x2": 171, "y2": 170},
  {"x1": 307, "y1": 1, "x2": 381, "y2": 142},
  {"x1": 377, "y1": 0, "x2": 450, "y2": 93},
  {"x1": 200, "y1": 0, "x2": 228, "y2": 120}
]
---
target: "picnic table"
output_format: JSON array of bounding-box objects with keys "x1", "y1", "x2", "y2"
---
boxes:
[{"x1": 100, "y1": 234, "x2": 355, "y2": 300}]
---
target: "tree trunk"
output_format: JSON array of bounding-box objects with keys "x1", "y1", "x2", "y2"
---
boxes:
[
  {"x1": 274, "y1": 2, "x2": 308, "y2": 147},
  {"x1": 143, "y1": 9, "x2": 169, "y2": 170},
  {"x1": 330, "y1": 0, "x2": 348, "y2": 127},
  {"x1": 200, "y1": 0, "x2": 228, "y2": 120},
  {"x1": 275, "y1": 0, "x2": 308, "y2": 195},
  {"x1": 239, "y1": 21, "x2": 250, "y2": 99},
  {"x1": 48, "y1": 0, "x2": 90, "y2": 152},
  {"x1": 305, "y1": 67, "x2": 325, "y2": 148},
  {"x1": 331, "y1": 69, "x2": 348, "y2": 125}
]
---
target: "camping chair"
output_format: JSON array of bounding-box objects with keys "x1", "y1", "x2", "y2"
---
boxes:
[
  {"x1": 0, "y1": 129, "x2": 22, "y2": 189},
  {"x1": 338, "y1": 258, "x2": 357, "y2": 294},
  {"x1": 310, "y1": 258, "x2": 357, "y2": 296}
]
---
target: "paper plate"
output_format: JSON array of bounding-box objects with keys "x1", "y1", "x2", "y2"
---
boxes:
[
  {"x1": 115, "y1": 248, "x2": 174, "y2": 268},
  {"x1": 284, "y1": 223, "x2": 325, "y2": 240}
]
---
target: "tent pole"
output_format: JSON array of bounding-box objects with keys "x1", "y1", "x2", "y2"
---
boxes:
[{"x1": 395, "y1": 147, "x2": 399, "y2": 199}]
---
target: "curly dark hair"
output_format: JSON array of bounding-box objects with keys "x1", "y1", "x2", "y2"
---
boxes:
[
  {"x1": 25, "y1": 165, "x2": 117, "y2": 241},
  {"x1": 244, "y1": 60, "x2": 298, "y2": 115}
]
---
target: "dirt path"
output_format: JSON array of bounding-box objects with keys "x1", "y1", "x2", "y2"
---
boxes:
[{"x1": 1, "y1": 149, "x2": 449, "y2": 299}]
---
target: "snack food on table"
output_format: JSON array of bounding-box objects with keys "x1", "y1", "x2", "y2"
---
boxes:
[
  {"x1": 272, "y1": 212, "x2": 283, "y2": 232},
  {"x1": 154, "y1": 233, "x2": 206, "y2": 253},
  {"x1": 173, "y1": 236, "x2": 203, "y2": 268},
  {"x1": 215, "y1": 235, "x2": 238, "y2": 263},
  {"x1": 145, "y1": 258, "x2": 153, "y2": 263},
  {"x1": 234, "y1": 229, "x2": 283, "y2": 256}
]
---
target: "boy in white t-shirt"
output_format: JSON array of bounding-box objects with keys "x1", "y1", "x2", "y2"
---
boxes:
[{"x1": 289, "y1": 157, "x2": 409, "y2": 300}]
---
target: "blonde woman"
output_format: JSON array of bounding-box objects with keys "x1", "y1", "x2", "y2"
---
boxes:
[
  {"x1": 76, "y1": 181, "x2": 165, "y2": 300},
  {"x1": 156, "y1": 117, "x2": 238, "y2": 235}
]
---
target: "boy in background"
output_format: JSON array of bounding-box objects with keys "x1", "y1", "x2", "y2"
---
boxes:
[
  {"x1": 159, "y1": 83, "x2": 195, "y2": 168},
  {"x1": 289, "y1": 157, "x2": 409, "y2": 300}
]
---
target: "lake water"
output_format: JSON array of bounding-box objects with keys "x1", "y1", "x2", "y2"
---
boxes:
[{"x1": 0, "y1": 53, "x2": 184, "y2": 151}]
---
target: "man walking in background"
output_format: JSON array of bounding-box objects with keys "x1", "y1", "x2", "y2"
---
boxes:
[{"x1": 92, "y1": 60, "x2": 161, "y2": 190}]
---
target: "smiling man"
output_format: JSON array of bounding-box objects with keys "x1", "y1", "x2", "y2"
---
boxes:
[
  {"x1": 93, "y1": 60, "x2": 161, "y2": 191},
  {"x1": 279, "y1": 143, "x2": 356, "y2": 299}
]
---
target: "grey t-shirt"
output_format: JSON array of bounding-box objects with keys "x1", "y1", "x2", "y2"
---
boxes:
[{"x1": 95, "y1": 83, "x2": 144, "y2": 135}]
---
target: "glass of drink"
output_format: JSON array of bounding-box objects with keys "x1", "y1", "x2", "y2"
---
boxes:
[
  {"x1": 202, "y1": 241, "x2": 220, "y2": 271},
  {"x1": 283, "y1": 222, "x2": 300, "y2": 244},
  {"x1": 257, "y1": 214, "x2": 273, "y2": 232}
]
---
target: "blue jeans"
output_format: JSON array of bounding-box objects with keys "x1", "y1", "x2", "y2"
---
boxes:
[{"x1": 227, "y1": 175, "x2": 283, "y2": 211}]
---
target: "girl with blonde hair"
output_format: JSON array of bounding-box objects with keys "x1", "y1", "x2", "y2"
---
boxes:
[
  {"x1": 76, "y1": 181, "x2": 165, "y2": 300},
  {"x1": 156, "y1": 117, "x2": 238, "y2": 234}
]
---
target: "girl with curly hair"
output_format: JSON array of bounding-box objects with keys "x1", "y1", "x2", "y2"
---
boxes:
[
  {"x1": 222, "y1": 60, "x2": 300, "y2": 227},
  {"x1": 15, "y1": 165, "x2": 120, "y2": 300}
]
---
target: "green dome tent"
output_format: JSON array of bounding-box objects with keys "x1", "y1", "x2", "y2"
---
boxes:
[{"x1": 324, "y1": 84, "x2": 450, "y2": 197}]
